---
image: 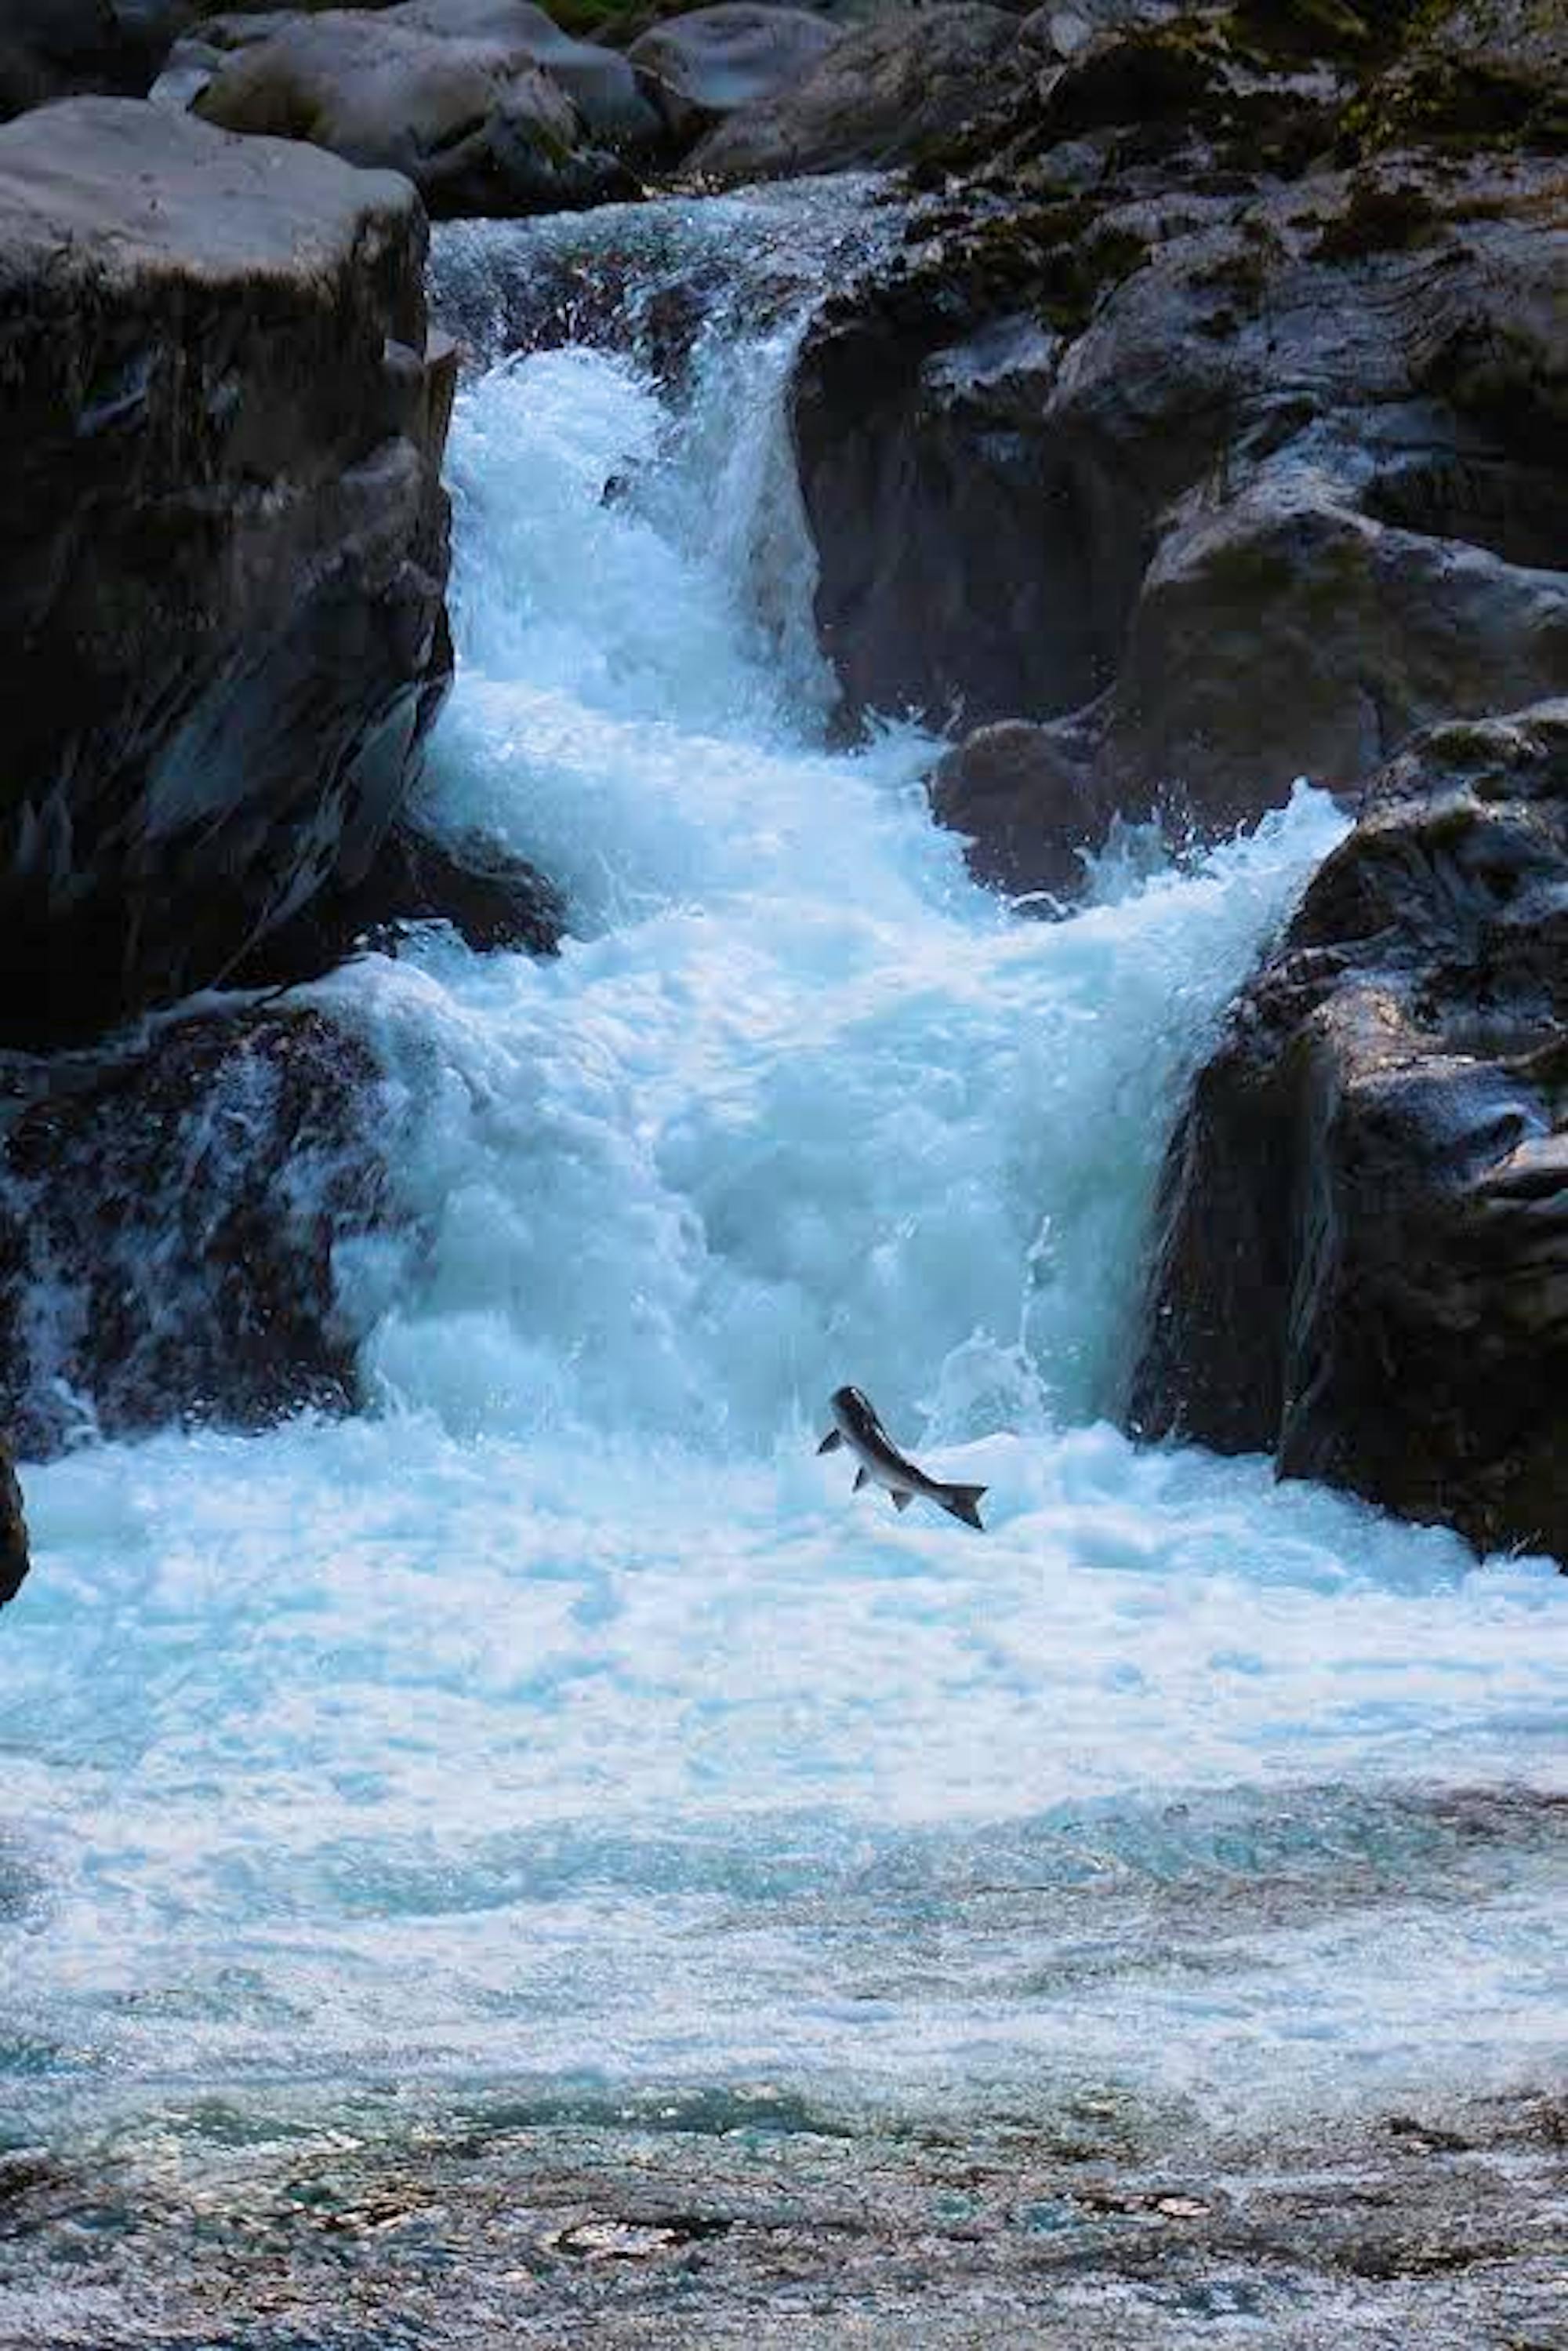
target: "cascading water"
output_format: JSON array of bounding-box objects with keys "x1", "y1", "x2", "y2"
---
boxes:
[{"x1": 2, "y1": 182, "x2": 1565, "y2": 2263}]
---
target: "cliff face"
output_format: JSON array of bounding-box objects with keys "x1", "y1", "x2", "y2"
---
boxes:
[{"x1": 0, "y1": 96, "x2": 455, "y2": 1045}]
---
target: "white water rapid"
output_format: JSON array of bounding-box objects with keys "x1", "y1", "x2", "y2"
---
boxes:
[{"x1": 2, "y1": 184, "x2": 1565, "y2": 2196}]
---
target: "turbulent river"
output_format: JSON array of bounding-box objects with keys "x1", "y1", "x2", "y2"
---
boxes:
[{"x1": 2, "y1": 184, "x2": 1566, "y2": 2345}]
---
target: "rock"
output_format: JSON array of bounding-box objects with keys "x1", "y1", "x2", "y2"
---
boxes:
[
  {"x1": 686, "y1": 5, "x2": 1017, "y2": 181},
  {"x1": 0, "y1": 1439, "x2": 27, "y2": 1606},
  {"x1": 234, "y1": 819, "x2": 566, "y2": 986},
  {"x1": 1100, "y1": 478, "x2": 1568, "y2": 837},
  {"x1": 792, "y1": 122, "x2": 1568, "y2": 837},
  {"x1": 631, "y1": 3, "x2": 841, "y2": 151},
  {"x1": 0, "y1": 97, "x2": 453, "y2": 1045},
  {"x1": 0, "y1": 0, "x2": 188, "y2": 119},
  {"x1": 929, "y1": 716, "x2": 1109, "y2": 899},
  {"x1": 1131, "y1": 702, "x2": 1568, "y2": 1565},
  {"x1": 183, "y1": 0, "x2": 662, "y2": 210},
  {"x1": 0, "y1": 1002, "x2": 405, "y2": 1455}
]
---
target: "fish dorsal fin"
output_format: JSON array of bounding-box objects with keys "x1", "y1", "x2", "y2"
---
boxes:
[
  {"x1": 891, "y1": 1490, "x2": 912, "y2": 1512},
  {"x1": 854, "y1": 1466, "x2": 870, "y2": 1490},
  {"x1": 818, "y1": 1429, "x2": 843, "y2": 1454}
]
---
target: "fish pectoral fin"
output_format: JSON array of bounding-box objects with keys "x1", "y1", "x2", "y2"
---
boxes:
[
  {"x1": 891, "y1": 1490, "x2": 912, "y2": 1512},
  {"x1": 854, "y1": 1466, "x2": 871, "y2": 1491},
  {"x1": 818, "y1": 1429, "x2": 843, "y2": 1454}
]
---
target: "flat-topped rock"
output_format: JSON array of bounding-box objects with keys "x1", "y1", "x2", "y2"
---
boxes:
[{"x1": 0, "y1": 96, "x2": 453, "y2": 1043}]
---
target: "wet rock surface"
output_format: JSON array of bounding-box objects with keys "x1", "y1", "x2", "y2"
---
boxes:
[
  {"x1": 0, "y1": 1438, "x2": 27, "y2": 1605},
  {"x1": 1133, "y1": 702, "x2": 1568, "y2": 1564},
  {"x1": 0, "y1": 2072, "x2": 1563, "y2": 2346},
  {"x1": 0, "y1": 1000, "x2": 408, "y2": 1455},
  {"x1": 0, "y1": 96, "x2": 453, "y2": 1047},
  {"x1": 233, "y1": 818, "x2": 566, "y2": 987},
  {"x1": 181, "y1": 0, "x2": 662, "y2": 216},
  {"x1": 784, "y1": 0, "x2": 1568, "y2": 867}
]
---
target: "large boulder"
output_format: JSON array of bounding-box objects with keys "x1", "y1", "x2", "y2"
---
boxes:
[
  {"x1": 0, "y1": 0, "x2": 189, "y2": 119},
  {"x1": 789, "y1": 8, "x2": 1568, "y2": 877},
  {"x1": 0, "y1": 1001, "x2": 405, "y2": 1455},
  {"x1": 182, "y1": 0, "x2": 662, "y2": 212},
  {"x1": 630, "y1": 5, "x2": 841, "y2": 149},
  {"x1": 687, "y1": 3, "x2": 1018, "y2": 181},
  {"x1": 0, "y1": 97, "x2": 453, "y2": 1045},
  {"x1": 1131, "y1": 703, "x2": 1568, "y2": 1565}
]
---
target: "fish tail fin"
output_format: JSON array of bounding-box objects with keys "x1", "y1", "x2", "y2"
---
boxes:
[{"x1": 940, "y1": 1483, "x2": 987, "y2": 1532}]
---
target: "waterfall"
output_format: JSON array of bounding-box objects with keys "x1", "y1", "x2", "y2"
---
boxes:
[{"x1": 2, "y1": 184, "x2": 1563, "y2": 2192}]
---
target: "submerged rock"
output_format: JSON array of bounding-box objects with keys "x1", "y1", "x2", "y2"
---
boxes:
[
  {"x1": 182, "y1": 0, "x2": 661, "y2": 213},
  {"x1": 0, "y1": 1002, "x2": 406, "y2": 1455},
  {"x1": 1131, "y1": 703, "x2": 1568, "y2": 1565},
  {"x1": 0, "y1": 97, "x2": 452, "y2": 1046}
]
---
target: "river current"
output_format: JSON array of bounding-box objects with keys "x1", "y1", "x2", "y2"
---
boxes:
[{"x1": 2, "y1": 183, "x2": 1564, "y2": 2252}]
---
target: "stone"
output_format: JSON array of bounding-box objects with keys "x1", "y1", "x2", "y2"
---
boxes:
[
  {"x1": 630, "y1": 3, "x2": 842, "y2": 147},
  {"x1": 0, "y1": 0, "x2": 188, "y2": 119},
  {"x1": 234, "y1": 819, "x2": 566, "y2": 986},
  {"x1": 929, "y1": 717, "x2": 1109, "y2": 899},
  {"x1": 687, "y1": 4, "x2": 1017, "y2": 181},
  {"x1": 190, "y1": 2, "x2": 652, "y2": 215},
  {"x1": 0, "y1": 1002, "x2": 405, "y2": 1455},
  {"x1": 1131, "y1": 702, "x2": 1568, "y2": 1566},
  {"x1": 0, "y1": 96, "x2": 452, "y2": 1045},
  {"x1": 0, "y1": 1438, "x2": 27, "y2": 1606},
  {"x1": 792, "y1": 129, "x2": 1568, "y2": 836}
]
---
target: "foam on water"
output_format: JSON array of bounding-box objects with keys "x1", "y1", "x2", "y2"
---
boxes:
[{"x1": 2, "y1": 184, "x2": 1565, "y2": 2155}]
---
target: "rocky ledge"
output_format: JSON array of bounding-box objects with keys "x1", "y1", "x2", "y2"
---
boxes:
[
  {"x1": 779, "y1": 0, "x2": 1566, "y2": 894},
  {"x1": 1132, "y1": 703, "x2": 1568, "y2": 1563},
  {"x1": 0, "y1": 95, "x2": 455, "y2": 1046}
]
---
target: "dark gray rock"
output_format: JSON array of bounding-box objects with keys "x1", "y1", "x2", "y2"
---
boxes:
[
  {"x1": 630, "y1": 4, "x2": 841, "y2": 149},
  {"x1": 0, "y1": 1437, "x2": 27, "y2": 1605},
  {"x1": 234, "y1": 819, "x2": 566, "y2": 986},
  {"x1": 186, "y1": 0, "x2": 660, "y2": 213},
  {"x1": 685, "y1": 3, "x2": 1015, "y2": 180},
  {"x1": 929, "y1": 714, "x2": 1109, "y2": 899},
  {"x1": 0, "y1": 96, "x2": 453, "y2": 1045},
  {"x1": 1131, "y1": 702, "x2": 1568, "y2": 1566},
  {"x1": 0, "y1": 0, "x2": 190, "y2": 118},
  {"x1": 0, "y1": 1001, "x2": 406, "y2": 1455},
  {"x1": 793, "y1": 136, "x2": 1568, "y2": 828}
]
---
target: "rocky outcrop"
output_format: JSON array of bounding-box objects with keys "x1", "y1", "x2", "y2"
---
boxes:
[
  {"x1": 0, "y1": 96, "x2": 454, "y2": 1045},
  {"x1": 1131, "y1": 703, "x2": 1568, "y2": 1565},
  {"x1": 683, "y1": 4, "x2": 1020, "y2": 180},
  {"x1": 632, "y1": 3, "x2": 842, "y2": 150},
  {"x1": 786, "y1": 3, "x2": 1568, "y2": 877},
  {"x1": 173, "y1": 0, "x2": 662, "y2": 213},
  {"x1": 0, "y1": 1001, "x2": 407, "y2": 1455}
]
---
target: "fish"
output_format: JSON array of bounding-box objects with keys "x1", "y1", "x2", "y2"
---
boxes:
[{"x1": 817, "y1": 1384, "x2": 986, "y2": 1531}]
